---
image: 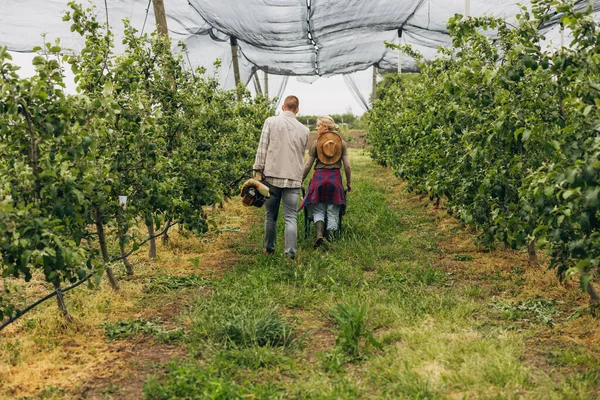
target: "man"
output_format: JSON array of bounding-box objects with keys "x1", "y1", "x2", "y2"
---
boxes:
[{"x1": 253, "y1": 95, "x2": 309, "y2": 259}]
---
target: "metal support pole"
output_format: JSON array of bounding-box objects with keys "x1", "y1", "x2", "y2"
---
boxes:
[
  {"x1": 152, "y1": 0, "x2": 169, "y2": 37},
  {"x1": 264, "y1": 71, "x2": 269, "y2": 101},
  {"x1": 230, "y1": 36, "x2": 242, "y2": 102},
  {"x1": 464, "y1": 0, "x2": 470, "y2": 17}
]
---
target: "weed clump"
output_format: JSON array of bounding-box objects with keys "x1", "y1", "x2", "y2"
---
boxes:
[
  {"x1": 216, "y1": 307, "x2": 297, "y2": 348},
  {"x1": 330, "y1": 302, "x2": 381, "y2": 359}
]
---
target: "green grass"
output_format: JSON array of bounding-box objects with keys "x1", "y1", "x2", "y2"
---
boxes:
[
  {"x1": 143, "y1": 150, "x2": 600, "y2": 399},
  {"x1": 104, "y1": 318, "x2": 184, "y2": 343}
]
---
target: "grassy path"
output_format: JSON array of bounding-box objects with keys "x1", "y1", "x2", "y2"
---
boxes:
[
  {"x1": 1, "y1": 149, "x2": 598, "y2": 399},
  {"x1": 144, "y1": 150, "x2": 599, "y2": 399}
]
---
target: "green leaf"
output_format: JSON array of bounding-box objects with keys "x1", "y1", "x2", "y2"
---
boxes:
[
  {"x1": 102, "y1": 81, "x2": 114, "y2": 97},
  {"x1": 585, "y1": 187, "x2": 599, "y2": 207},
  {"x1": 514, "y1": 127, "x2": 524, "y2": 140},
  {"x1": 20, "y1": 250, "x2": 33, "y2": 267},
  {"x1": 32, "y1": 56, "x2": 45, "y2": 66},
  {"x1": 580, "y1": 273, "x2": 591, "y2": 292}
]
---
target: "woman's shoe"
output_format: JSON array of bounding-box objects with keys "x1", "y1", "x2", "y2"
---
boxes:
[
  {"x1": 314, "y1": 237, "x2": 324, "y2": 248},
  {"x1": 314, "y1": 221, "x2": 325, "y2": 248}
]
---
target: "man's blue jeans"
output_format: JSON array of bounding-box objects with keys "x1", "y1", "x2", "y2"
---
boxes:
[{"x1": 264, "y1": 183, "x2": 300, "y2": 258}]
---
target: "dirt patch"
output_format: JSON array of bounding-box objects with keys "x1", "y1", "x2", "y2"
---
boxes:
[
  {"x1": 0, "y1": 200, "x2": 259, "y2": 398},
  {"x1": 288, "y1": 309, "x2": 336, "y2": 364},
  {"x1": 0, "y1": 334, "x2": 122, "y2": 398},
  {"x1": 77, "y1": 340, "x2": 189, "y2": 400}
]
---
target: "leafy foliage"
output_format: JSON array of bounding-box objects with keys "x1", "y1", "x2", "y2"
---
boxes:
[{"x1": 367, "y1": 0, "x2": 600, "y2": 291}]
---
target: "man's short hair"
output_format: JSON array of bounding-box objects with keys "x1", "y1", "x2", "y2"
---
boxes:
[{"x1": 283, "y1": 95, "x2": 299, "y2": 112}]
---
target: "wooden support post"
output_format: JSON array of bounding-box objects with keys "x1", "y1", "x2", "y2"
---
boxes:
[
  {"x1": 230, "y1": 36, "x2": 242, "y2": 102},
  {"x1": 371, "y1": 65, "x2": 377, "y2": 105},
  {"x1": 152, "y1": 0, "x2": 169, "y2": 37},
  {"x1": 264, "y1": 71, "x2": 269, "y2": 101},
  {"x1": 464, "y1": 0, "x2": 470, "y2": 17},
  {"x1": 397, "y1": 29, "x2": 402, "y2": 75},
  {"x1": 254, "y1": 71, "x2": 263, "y2": 96}
]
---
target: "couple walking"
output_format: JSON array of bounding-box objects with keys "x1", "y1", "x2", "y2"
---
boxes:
[{"x1": 253, "y1": 95, "x2": 352, "y2": 259}]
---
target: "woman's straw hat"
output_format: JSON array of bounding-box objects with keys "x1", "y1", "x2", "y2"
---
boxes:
[{"x1": 317, "y1": 132, "x2": 343, "y2": 164}]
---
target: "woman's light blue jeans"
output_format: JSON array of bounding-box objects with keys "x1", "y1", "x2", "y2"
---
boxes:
[{"x1": 312, "y1": 203, "x2": 341, "y2": 231}]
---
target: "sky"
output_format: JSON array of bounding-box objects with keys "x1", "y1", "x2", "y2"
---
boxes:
[
  {"x1": 8, "y1": 51, "x2": 375, "y2": 118},
  {"x1": 259, "y1": 70, "x2": 374, "y2": 117}
]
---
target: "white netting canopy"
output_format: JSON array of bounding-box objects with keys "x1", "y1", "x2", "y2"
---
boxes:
[{"x1": 2, "y1": 0, "x2": 599, "y2": 90}]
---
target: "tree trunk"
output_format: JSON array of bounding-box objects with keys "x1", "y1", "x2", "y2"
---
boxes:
[
  {"x1": 587, "y1": 282, "x2": 600, "y2": 317},
  {"x1": 161, "y1": 218, "x2": 172, "y2": 247},
  {"x1": 94, "y1": 206, "x2": 120, "y2": 290},
  {"x1": 117, "y1": 208, "x2": 134, "y2": 275},
  {"x1": 147, "y1": 215, "x2": 157, "y2": 259},
  {"x1": 53, "y1": 280, "x2": 72, "y2": 322},
  {"x1": 119, "y1": 236, "x2": 134, "y2": 275},
  {"x1": 527, "y1": 239, "x2": 539, "y2": 266}
]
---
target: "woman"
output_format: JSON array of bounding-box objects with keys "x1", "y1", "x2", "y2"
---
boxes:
[{"x1": 300, "y1": 116, "x2": 352, "y2": 248}]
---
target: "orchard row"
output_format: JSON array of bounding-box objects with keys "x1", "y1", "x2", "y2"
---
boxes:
[
  {"x1": 367, "y1": 1, "x2": 599, "y2": 305},
  {"x1": 0, "y1": 2, "x2": 272, "y2": 321}
]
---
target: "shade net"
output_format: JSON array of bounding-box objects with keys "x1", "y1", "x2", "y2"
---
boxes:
[{"x1": 1, "y1": 0, "x2": 599, "y2": 88}]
